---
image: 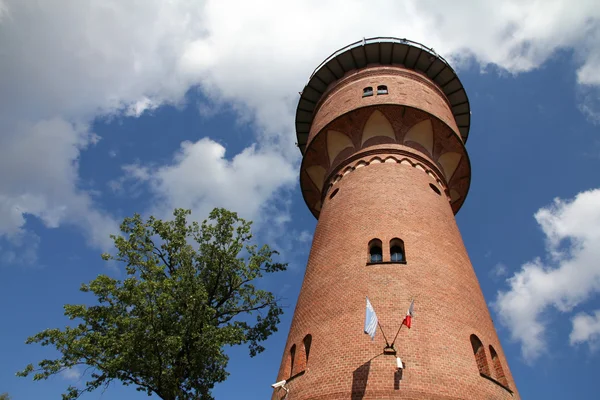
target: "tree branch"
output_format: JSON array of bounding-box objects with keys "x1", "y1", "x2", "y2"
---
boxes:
[
  {"x1": 216, "y1": 301, "x2": 275, "y2": 325},
  {"x1": 152, "y1": 245, "x2": 175, "y2": 275}
]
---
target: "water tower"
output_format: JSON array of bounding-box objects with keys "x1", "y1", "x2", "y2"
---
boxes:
[{"x1": 272, "y1": 37, "x2": 518, "y2": 400}]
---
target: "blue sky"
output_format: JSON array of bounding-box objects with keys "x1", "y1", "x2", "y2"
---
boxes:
[{"x1": 1, "y1": 1, "x2": 600, "y2": 399}]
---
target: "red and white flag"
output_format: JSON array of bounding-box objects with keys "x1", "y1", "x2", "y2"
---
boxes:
[{"x1": 402, "y1": 300, "x2": 414, "y2": 328}]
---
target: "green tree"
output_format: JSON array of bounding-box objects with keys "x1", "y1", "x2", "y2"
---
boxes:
[
  {"x1": 0, "y1": 393, "x2": 11, "y2": 400},
  {"x1": 18, "y1": 208, "x2": 286, "y2": 400}
]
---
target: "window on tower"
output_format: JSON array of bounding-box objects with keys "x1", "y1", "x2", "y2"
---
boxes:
[
  {"x1": 377, "y1": 85, "x2": 388, "y2": 95},
  {"x1": 289, "y1": 344, "x2": 296, "y2": 377},
  {"x1": 470, "y1": 334, "x2": 491, "y2": 377},
  {"x1": 363, "y1": 86, "x2": 374, "y2": 97},
  {"x1": 390, "y1": 238, "x2": 406, "y2": 263},
  {"x1": 303, "y1": 335, "x2": 312, "y2": 363},
  {"x1": 368, "y1": 239, "x2": 383, "y2": 263},
  {"x1": 489, "y1": 345, "x2": 509, "y2": 388}
]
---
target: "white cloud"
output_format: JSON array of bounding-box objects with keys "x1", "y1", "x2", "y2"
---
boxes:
[
  {"x1": 3, "y1": 0, "x2": 598, "y2": 135},
  {"x1": 0, "y1": 118, "x2": 117, "y2": 250},
  {"x1": 117, "y1": 138, "x2": 304, "y2": 264},
  {"x1": 0, "y1": 230, "x2": 40, "y2": 266},
  {"x1": 0, "y1": 0, "x2": 8, "y2": 22},
  {"x1": 121, "y1": 138, "x2": 296, "y2": 223},
  {"x1": 494, "y1": 189, "x2": 600, "y2": 360},
  {"x1": 578, "y1": 86, "x2": 600, "y2": 125},
  {"x1": 60, "y1": 367, "x2": 81, "y2": 381},
  {"x1": 298, "y1": 231, "x2": 313, "y2": 243},
  {"x1": 175, "y1": 0, "x2": 600, "y2": 145},
  {"x1": 0, "y1": 1, "x2": 205, "y2": 122},
  {"x1": 125, "y1": 97, "x2": 159, "y2": 118},
  {"x1": 0, "y1": 0, "x2": 599, "y2": 258},
  {"x1": 490, "y1": 262, "x2": 508, "y2": 278},
  {"x1": 570, "y1": 310, "x2": 600, "y2": 350}
]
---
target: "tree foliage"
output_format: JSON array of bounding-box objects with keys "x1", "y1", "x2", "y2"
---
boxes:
[
  {"x1": 0, "y1": 393, "x2": 11, "y2": 400},
  {"x1": 18, "y1": 208, "x2": 286, "y2": 400}
]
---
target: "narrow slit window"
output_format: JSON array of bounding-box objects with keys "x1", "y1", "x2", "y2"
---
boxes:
[
  {"x1": 363, "y1": 87, "x2": 373, "y2": 97},
  {"x1": 289, "y1": 344, "x2": 296, "y2": 376},
  {"x1": 368, "y1": 239, "x2": 383, "y2": 263},
  {"x1": 377, "y1": 85, "x2": 388, "y2": 95},
  {"x1": 390, "y1": 238, "x2": 406, "y2": 263},
  {"x1": 303, "y1": 335, "x2": 312, "y2": 363}
]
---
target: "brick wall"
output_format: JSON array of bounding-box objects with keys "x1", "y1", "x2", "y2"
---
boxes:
[
  {"x1": 272, "y1": 65, "x2": 519, "y2": 400},
  {"x1": 307, "y1": 67, "x2": 461, "y2": 147}
]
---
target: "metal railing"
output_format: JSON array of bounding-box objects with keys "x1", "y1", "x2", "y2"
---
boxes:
[{"x1": 309, "y1": 37, "x2": 452, "y2": 80}]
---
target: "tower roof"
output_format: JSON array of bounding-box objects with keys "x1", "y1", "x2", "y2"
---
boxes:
[{"x1": 296, "y1": 37, "x2": 471, "y2": 154}]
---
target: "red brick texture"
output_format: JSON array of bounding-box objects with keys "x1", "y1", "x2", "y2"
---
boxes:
[
  {"x1": 273, "y1": 65, "x2": 519, "y2": 399},
  {"x1": 470, "y1": 334, "x2": 491, "y2": 376},
  {"x1": 307, "y1": 67, "x2": 461, "y2": 147},
  {"x1": 300, "y1": 76, "x2": 471, "y2": 218},
  {"x1": 490, "y1": 345, "x2": 509, "y2": 387}
]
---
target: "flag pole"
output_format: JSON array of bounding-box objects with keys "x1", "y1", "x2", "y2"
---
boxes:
[
  {"x1": 391, "y1": 298, "x2": 413, "y2": 347},
  {"x1": 390, "y1": 322, "x2": 403, "y2": 347},
  {"x1": 377, "y1": 320, "x2": 390, "y2": 346}
]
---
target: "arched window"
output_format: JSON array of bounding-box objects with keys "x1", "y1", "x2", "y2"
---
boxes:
[
  {"x1": 470, "y1": 334, "x2": 490, "y2": 376},
  {"x1": 363, "y1": 87, "x2": 373, "y2": 97},
  {"x1": 389, "y1": 238, "x2": 405, "y2": 263},
  {"x1": 368, "y1": 239, "x2": 383, "y2": 263},
  {"x1": 489, "y1": 345, "x2": 509, "y2": 387},
  {"x1": 289, "y1": 344, "x2": 296, "y2": 376},
  {"x1": 377, "y1": 85, "x2": 388, "y2": 95},
  {"x1": 303, "y1": 334, "x2": 312, "y2": 364}
]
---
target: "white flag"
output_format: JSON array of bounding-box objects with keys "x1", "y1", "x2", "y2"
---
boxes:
[{"x1": 364, "y1": 297, "x2": 378, "y2": 340}]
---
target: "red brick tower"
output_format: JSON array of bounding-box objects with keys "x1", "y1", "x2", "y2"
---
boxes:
[{"x1": 272, "y1": 38, "x2": 519, "y2": 400}]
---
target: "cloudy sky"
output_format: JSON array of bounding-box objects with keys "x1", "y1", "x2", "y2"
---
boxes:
[{"x1": 1, "y1": 0, "x2": 599, "y2": 398}]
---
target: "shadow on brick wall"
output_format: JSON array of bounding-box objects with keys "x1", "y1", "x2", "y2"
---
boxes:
[
  {"x1": 351, "y1": 361, "x2": 371, "y2": 400},
  {"x1": 394, "y1": 368, "x2": 403, "y2": 390}
]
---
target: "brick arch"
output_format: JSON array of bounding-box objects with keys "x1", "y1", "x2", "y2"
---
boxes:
[
  {"x1": 326, "y1": 130, "x2": 354, "y2": 165},
  {"x1": 389, "y1": 238, "x2": 406, "y2": 263},
  {"x1": 404, "y1": 118, "x2": 433, "y2": 155},
  {"x1": 361, "y1": 110, "x2": 395, "y2": 146},
  {"x1": 368, "y1": 156, "x2": 383, "y2": 164},
  {"x1": 489, "y1": 345, "x2": 509, "y2": 387},
  {"x1": 470, "y1": 334, "x2": 491, "y2": 376},
  {"x1": 368, "y1": 238, "x2": 383, "y2": 263},
  {"x1": 300, "y1": 104, "x2": 473, "y2": 218}
]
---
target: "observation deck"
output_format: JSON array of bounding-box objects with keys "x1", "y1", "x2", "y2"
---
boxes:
[{"x1": 295, "y1": 37, "x2": 471, "y2": 154}]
